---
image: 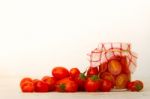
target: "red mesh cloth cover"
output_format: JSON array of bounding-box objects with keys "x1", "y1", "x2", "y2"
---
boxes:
[{"x1": 88, "y1": 43, "x2": 137, "y2": 73}]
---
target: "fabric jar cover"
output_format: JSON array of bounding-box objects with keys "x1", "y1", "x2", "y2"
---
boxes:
[{"x1": 88, "y1": 43, "x2": 137, "y2": 73}]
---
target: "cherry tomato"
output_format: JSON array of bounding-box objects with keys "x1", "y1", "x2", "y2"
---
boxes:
[
  {"x1": 55, "y1": 78, "x2": 78, "y2": 92},
  {"x1": 99, "y1": 62, "x2": 108, "y2": 75},
  {"x1": 127, "y1": 80, "x2": 144, "y2": 91},
  {"x1": 115, "y1": 74, "x2": 129, "y2": 89},
  {"x1": 100, "y1": 79, "x2": 113, "y2": 92},
  {"x1": 42, "y1": 76, "x2": 57, "y2": 91},
  {"x1": 87, "y1": 67, "x2": 99, "y2": 76},
  {"x1": 20, "y1": 77, "x2": 33, "y2": 87},
  {"x1": 108, "y1": 60, "x2": 122, "y2": 75},
  {"x1": 21, "y1": 81, "x2": 34, "y2": 92},
  {"x1": 101, "y1": 72, "x2": 115, "y2": 87},
  {"x1": 34, "y1": 80, "x2": 49, "y2": 92},
  {"x1": 84, "y1": 75, "x2": 100, "y2": 92},
  {"x1": 75, "y1": 73, "x2": 86, "y2": 91},
  {"x1": 70, "y1": 68, "x2": 80, "y2": 79},
  {"x1": 52, "y1": 67, "x2": 69, "y2": 80}
]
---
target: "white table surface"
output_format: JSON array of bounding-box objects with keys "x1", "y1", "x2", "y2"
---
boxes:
[{"x1": 0, "y1": 77, "x2": 150, "y2": 99}]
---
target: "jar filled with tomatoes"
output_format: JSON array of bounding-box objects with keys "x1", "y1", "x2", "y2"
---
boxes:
[{"x1": 88, "y1": 43, "x2": 137, "y2": 91}]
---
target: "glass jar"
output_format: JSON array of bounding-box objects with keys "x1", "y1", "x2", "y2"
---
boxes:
[{"x1": 88, "y1": 42, "x2": 137, "y2": 91}]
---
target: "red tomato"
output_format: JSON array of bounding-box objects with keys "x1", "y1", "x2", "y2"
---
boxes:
[
  {"x1": 34, "y1": 80, "x2": 49, "y2": 92},
  {"x1": 120, "y1": 56, "x2": 130, "y2": 74},
  {"x1": 42, "y1": 76, "x2": 57, "y2": 91},
  {"x1": 20, "y1": 77, "x2": 33, "y2": 87},
  {"x1": 70, "y1": 68, "x2": 80, "y2": 79},
  {"x1": 55, "y1": 78, "x2": 78, "y2": 92},
  {"x1": 100, "y1": 79, "x2": 113, "y2": 92},
  {"x1": 99, "y1": 62, "x2": 108, "y2": 74},
  {"x1": 21, "y1": 81, "x2": 34, "y2": 92},
  {"x1": 108, "y1": 60, "x2": 122, "y2": 75},
  {"x1": 115, "y1": 74, "x2": 129, "y2": 89},
  {"x1": 127, "y1": 80, "x2": 144, "y2": 91},
  {"x1": 52, "y1": 67, "x2": 69, "y2": 80},
  {"x1": 84, "y1": 75, "x2": 100, "y2": 92},
  {"x1": 127, "y1": 81, "x2": 133, "y2": 89},
  {"x1": 75, "y1": 73, "x2": 86, "y2": 91},
  {"x1": 87, "y1": 67, "x2": 99, "y2": 76},
  {"x1": 101, "y1": 72, "x2": 115, "y2": 87}
]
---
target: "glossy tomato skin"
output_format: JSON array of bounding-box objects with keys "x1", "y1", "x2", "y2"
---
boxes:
[
  {"x1": 70, "y1": 68, "x2": 80, "y2": 79},
  {"x1": 87, "y1": 67, "x2": 99, "y2": 76},
  {"x1": 101, "y1": 72, "x2": 115, "y2": 87},
  {"x1": 127, "y1": 80, "x2": 144, "y2": 91},
  {"x1": 52, "y1": 67, "x2": 69, "y2": 80},
  {"x1": 75, "y1": 73, "x2": 86, "y2": 91},
  {"x1": 20, "y1": 77, "x2": 34, "y2": 92},
  {"x1": 100, "y1": 79, "x2": 112, "y2": 92},
  {"x1": 21, "y1": 81, "x2": 34, "y2": 92},
  {"x1": 42, "y1": 76, "x2": 57, "y2": 91},
  {"x1": 20, "y1": 77, "x2": 33, "y2": 87},
  {"x1": 99, "y1": 62, "x2": 108, "y2": 75},
  {"x1": 34, "y1": 80, "x2": 49, "y2": 92},
  {"x1": 127, "y1": 82, "x2": 134, "y2": 90},
  {"x1": 55, "y1": 78, "x2": 78, "y2": 92},
  {"x1": 115, "y1": 74, "x2": 129, "y2": 89},
  {"x1": 108, "y1": 60, "x2": 122, "y2": 76},
  {"x1": 84, "y1": 75, "x2": 100, "y2": 92}
]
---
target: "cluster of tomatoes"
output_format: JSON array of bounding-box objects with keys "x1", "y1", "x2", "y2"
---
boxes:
[{"x1": 20, "y1": 59, "x2": 143, "y2": 93}]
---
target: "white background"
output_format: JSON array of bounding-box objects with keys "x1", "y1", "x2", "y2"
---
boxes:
[{"x1": 0, "y1": 0, "x2": 150, "y2": 79}]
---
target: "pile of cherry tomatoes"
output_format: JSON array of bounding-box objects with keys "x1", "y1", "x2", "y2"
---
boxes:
[{"x1": 20, "y1": 59, "x2": 144, "y2": 92}]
